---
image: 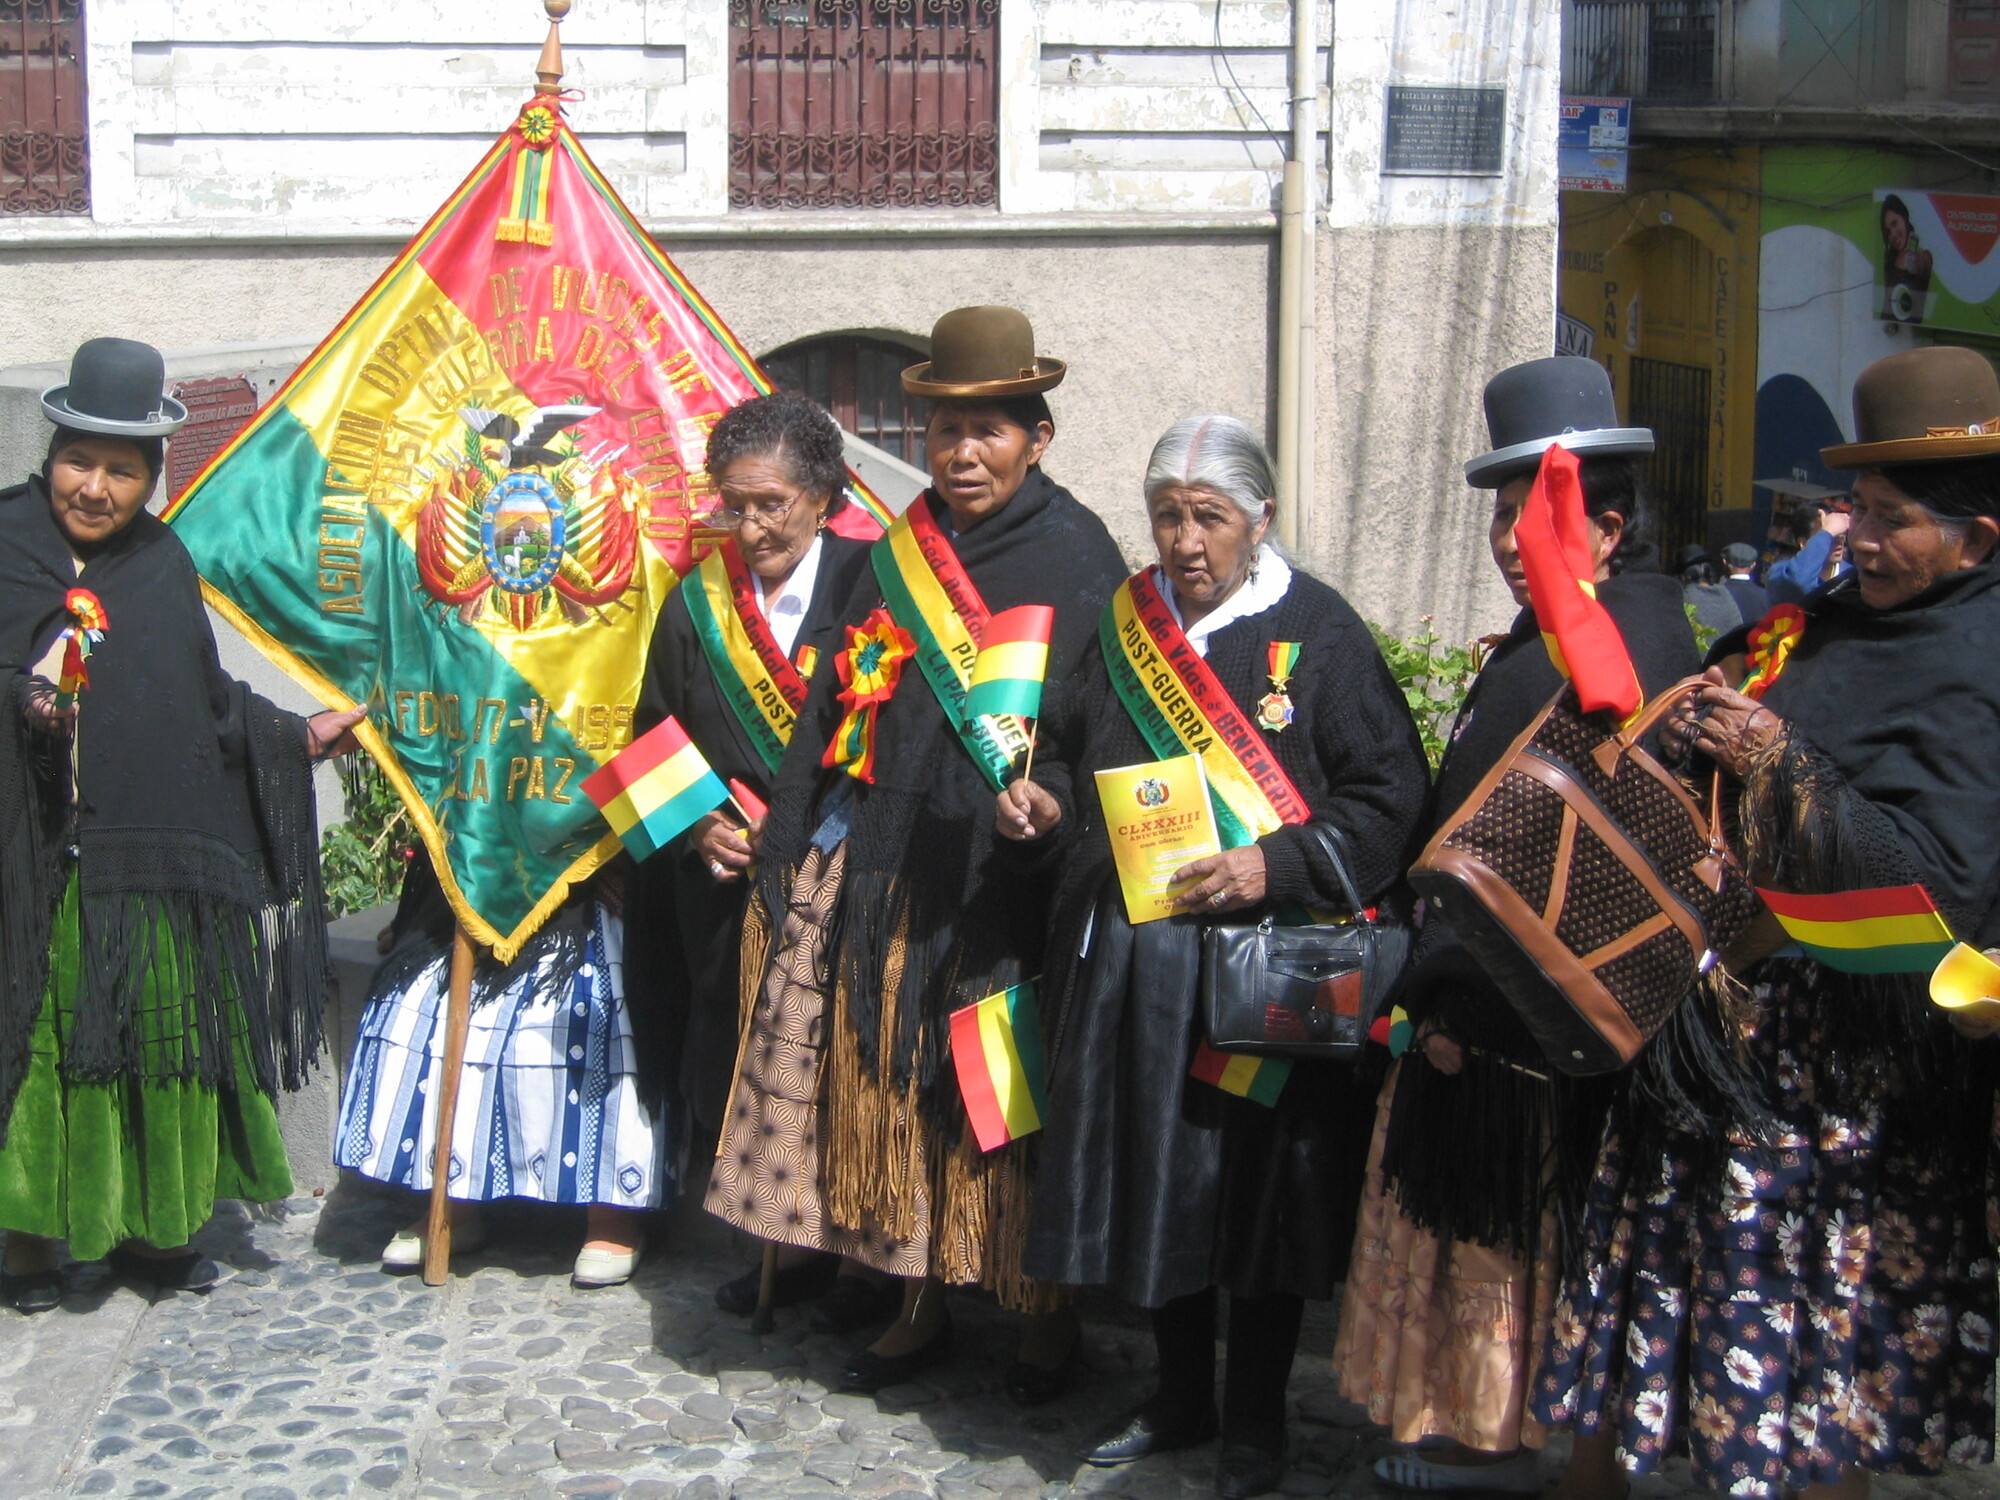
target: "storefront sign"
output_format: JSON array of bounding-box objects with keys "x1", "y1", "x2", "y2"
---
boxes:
[{"x1": 1559, "y1": 96, "x2": 1630, "y2": 193}]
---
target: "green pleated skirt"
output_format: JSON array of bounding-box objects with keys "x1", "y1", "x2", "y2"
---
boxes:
[{"x1": 0, "y1": 878, "x2": 291, "y2": 1261}]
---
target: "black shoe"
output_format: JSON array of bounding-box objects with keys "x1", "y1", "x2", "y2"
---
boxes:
[
  {"x1": 105, "y1": 1245, "x2": 222, "y2": 1292},
  {"x1": 1214, "y1": 1441, "x2": 1286, "y2": 1500},
  {"x1": 713, "y1": 1254, "x2": 839, "y2": 1316},
  {"x1": 837, "y1": 1317, "x2": 953, "y2": 1394},
  {"x1": 1082, "y1": 1400, "x2": 1219, "y2": 1466},
  {"x1": 1006, "y1": 1317, "x2": 1080, "y2": 1405},
  {"x1": 809, "y1": 1273, "x2": 906, "y2": 1335},
  {"x1": 0, "y1": 1267, "x2": 62, "y2": 1313}
]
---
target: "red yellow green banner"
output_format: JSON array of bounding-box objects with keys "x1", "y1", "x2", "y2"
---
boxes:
[
  {"x1": 164, "y1": 96, "x2": 887, "y2": 960},
  {"x1": 964, "y1": 604, "x2": 1054, "y2": 722},
  {"x1": 580, "y1": 715, "x2": 729, "y2": 864},
  {"x1": 949, "y1": 981, "x2": 1048, "y2": 1152},
  {"x1": 1756, "y1": 883, "x2": 1956, "y2": 974},
  {"x1": 1189, "y1": 1039, "x2": 1290, "y2": 1106}
]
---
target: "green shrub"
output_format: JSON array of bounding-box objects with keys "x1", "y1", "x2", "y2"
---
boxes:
[{"x1": 1369, "y1": 617, "x2": 1484, "y2": 770}]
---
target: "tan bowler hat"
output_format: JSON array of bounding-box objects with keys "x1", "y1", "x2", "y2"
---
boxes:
[
  {"x1": 1823, "y1": 345, "x2": 2000, "y2": 469},
  {"x1": 901, "y1": 306, "x2": 1066, "y2": 399}
]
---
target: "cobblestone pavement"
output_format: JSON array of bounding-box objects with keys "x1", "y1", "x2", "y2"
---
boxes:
[{"x1": 3, "y1": 1179, "x2": 1999, "y2": 1500}]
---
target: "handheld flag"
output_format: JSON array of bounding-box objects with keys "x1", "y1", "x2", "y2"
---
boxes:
[
  {"x1": 949, "y1": 981, "x2": 1049, "y2": 1152},
  {"x1": 1756, "y1": 884, "x2": 1955, "y2": 974},
  {"x1": 1189, "y1": 1040, "x2": 1291, "y2": 1107},
  {"x1": 727, "y1": 778, "x2": 768, "y2": 825},
  {"x1": 163, "y1": 88, "x2": 888, "y2": 960},
  {"x1": 580, "y1": 716, "x2": 728, "y2": 863},
  {"x1": 964, "y1": 605, "x2": 1055, "y2": 723},
  {"x1": 1514, "y1": 443, "x2": 1642, "y2": 721}
]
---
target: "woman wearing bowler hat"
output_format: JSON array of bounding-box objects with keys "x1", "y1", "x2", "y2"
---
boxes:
[
  {"x1": 0, "y1": 338, "x2": 361, "y2": 1312},
  {"x1": 706, "y1": 307, "x2": 1127, "y2": 1394}
]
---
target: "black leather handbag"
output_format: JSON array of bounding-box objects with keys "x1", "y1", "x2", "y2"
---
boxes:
[{"x1": 1199, "y1": 824, "x2": 1411, "y2": 1060}]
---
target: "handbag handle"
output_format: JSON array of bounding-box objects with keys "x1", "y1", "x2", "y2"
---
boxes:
[{"x1": 1300, "y1": 821, "x2": 1373, "y2": 927}]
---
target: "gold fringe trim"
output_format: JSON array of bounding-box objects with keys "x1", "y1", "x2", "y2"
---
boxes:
[{"x1": 819, "y1": 913, "x2": 1055, "y2": 1312}]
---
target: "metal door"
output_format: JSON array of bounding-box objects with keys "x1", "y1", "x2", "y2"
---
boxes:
[
  {"x1": 0, "y1": 0, "x2": 86, "y2": 215},
  {"x1": 730, "y1": 0, "x2": 999, "y2": 209},
  {"x1": 1627, "y1": 355, "x2": 1711, "y2": 561}
]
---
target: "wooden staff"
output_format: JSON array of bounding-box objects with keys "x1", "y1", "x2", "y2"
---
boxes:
[{"x1": 423, "y1": 925, "x2": 479, "y2": 1285}]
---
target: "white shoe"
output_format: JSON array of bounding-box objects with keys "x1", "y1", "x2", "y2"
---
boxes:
[
  {"x1": 1373, "y1": 1450, "x2": 1542, "y2": 1493},
  {"x1": 380, "y1": 1213, "x2": 487, "y2": 1271},
  {"x1": 572, "y1": 1237, "x2": 644, "y2": 1287}
]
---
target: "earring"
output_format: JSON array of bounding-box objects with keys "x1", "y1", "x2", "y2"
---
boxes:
[{"x1": 1248, "y1": 551, "x2": 1261, "y2": 583}]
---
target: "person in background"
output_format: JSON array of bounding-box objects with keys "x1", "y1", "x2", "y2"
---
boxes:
[
  {"x1": 1677, "y1": 543, "x2": 1743, "y2": 636},
  {"x1": 627, "y1": 392, "x2": 882, "y2": 1325},
  {"x1": 0, "y1": 339, "x2": 356, "y2": 1311},
  {"x1": 1339, "y1": 358, "x2": 1697, "y2": 1497},
  {"x1": 1720, "y1": 540, "x2": 1769, "y2": 622},
  {"x1": 1002, "y1": 415, "x2": 1428, "y2": 1500},
  {"x1": 1766, "y1": 499, "x2": 1852, "y2": 604}
]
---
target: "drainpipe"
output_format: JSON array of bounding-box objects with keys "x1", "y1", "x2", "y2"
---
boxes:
[{"x1": 1273, "y1": 0, "x2": 1318, "y2": 551}]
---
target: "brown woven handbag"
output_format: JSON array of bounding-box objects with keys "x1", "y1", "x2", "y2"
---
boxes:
[{"x1": 1407, "y1": 675, "x2": 1762, "y2": 1075}]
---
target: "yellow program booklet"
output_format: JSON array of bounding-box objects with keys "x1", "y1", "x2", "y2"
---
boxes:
[{"x1": 1094, "y1": 754, "x2": 1222, "y2": 924}]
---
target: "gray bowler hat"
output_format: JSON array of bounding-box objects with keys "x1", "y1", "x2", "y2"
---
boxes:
[
  {"x1": 41, "y1": 338, "x2": 189, "y2": 438},
  {"x1": 1464, "y1": 356, "x2": 1653, "y2": 488}
]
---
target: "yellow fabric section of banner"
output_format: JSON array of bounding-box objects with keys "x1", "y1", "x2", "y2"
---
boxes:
[
  {"x1": 975, "y1": 994, "x2": 1042, "y2": 1137},
  {"x1": 1773, "y1": 909, "x2": 1955, "y2": 950},
  {"x1": 1107, "y1": 583, "x2": 1286, "y2": 842},
  {"x1": 694, "y1": 547, "x2": 796, "y2": 749},
  {"x1": 881, "y1": 518, "x2": 1034, "y2": 758},
  {"x1": 970, "y1": 638, "x2": 1049, "y2": 687}
]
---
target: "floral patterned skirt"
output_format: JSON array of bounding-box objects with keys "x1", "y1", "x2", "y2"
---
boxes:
[{"x1": 1531, "y1": 962, "x2": 1996, "y2": 1496}]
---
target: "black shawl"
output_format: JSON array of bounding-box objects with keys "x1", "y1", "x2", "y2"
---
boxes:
[
  {"x1": 624, "y1": 531, "x2": 873, "y2": 1130},
  {"x1": 756, "y1": 469, "x2": 1128, "y2": 1108},
  {"x1": 1381, "y1": 569, "x2": 1700, "y2": 1253},
  {"x1": 0, "y1": 478, "x2": 330, "y2": 1140}
]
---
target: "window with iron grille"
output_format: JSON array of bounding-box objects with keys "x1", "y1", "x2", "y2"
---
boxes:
[
  {"x1": 763, "y1": 334, "x2": 928, "y2": 468},
  {"x1": 730, "y1": 0, "x2": 999, "y2": 209},
  {"x1": 0, "y1": 0, "x2": 86, "y2": 216},
  {"x1": 1565, "y1": 0, "x2": 1718, "y2": 101}
]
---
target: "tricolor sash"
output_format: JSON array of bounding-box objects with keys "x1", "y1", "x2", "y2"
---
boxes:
[
  {"x1": 680, "y1": 540, "x2": 808, "y2": 776},
  {"x1": 870, "y1": 502, "x2": 1035, "y2": 792},
  {"x1": 1101, "y1": 570, "x2": 1312, "y2": 850}
]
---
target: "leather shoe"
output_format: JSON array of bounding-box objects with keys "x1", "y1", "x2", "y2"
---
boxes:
[
  {"x1": 1082, "y1": 1400, "x2": 1219, "y2": 1466},
  {"x1": 809, "y1": 1273, "x2": 906, "y2": 1334},
  {"x1": 1215, "y1": 1442, "x2": 1287, "y2": 1500},
  {"x1": 837, "y1": 1317, "x2": 953, "y2": 1394},
  {"x1": 106, "y1": 1245, "x2": 222, "y2": 1292},
  {"x1": 714, "y1": 1253, "x2": 839, "y2": 1315},
  {"x1": 0, "y1": 1266, "x2": 63, "y2": 1313}
]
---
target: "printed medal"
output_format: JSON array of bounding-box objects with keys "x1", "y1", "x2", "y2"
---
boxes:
[{"x1": 1256, "y1": 640, "x2": 1300, "y2": 732}]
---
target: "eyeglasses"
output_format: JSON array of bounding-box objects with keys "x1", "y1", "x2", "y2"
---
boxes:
[{"x1": 708, "y1": 492, "x2": 802, "y2": 529}]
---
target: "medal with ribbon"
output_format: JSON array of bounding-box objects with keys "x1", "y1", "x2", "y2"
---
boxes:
[
  {"x1": 1255, "y1": 641, "x2": 1300, "y2": 732},
  {"x1": 822, "y1": 608, "x2": 917, "y2": 784},
  {"x1": 55, "y1": 588, "x2": 108, "y2": 710}
]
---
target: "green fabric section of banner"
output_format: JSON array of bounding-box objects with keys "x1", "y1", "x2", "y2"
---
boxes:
[
  {"x1": 1801, "y1": 939, "x2": 1956, "y2": 975},
  {"x1": 676, "y1": 576, "x2": 785, "y2": 775},
  {"x1": 1004, "y1": 981, "x2": 1050, "y2": 1118},
  {"x1": 169, "y1": 404, "x2": 608, "y2": 943},
  {"x1": 1097, "y1": 606, "x2": 1254, "y2": 851},
  {"x1": 964, "y1": 679, "x2": 1043, "y2": 723},
  {"x1": 870, "y1": 542, "x2": 1016, "y2": 794}
]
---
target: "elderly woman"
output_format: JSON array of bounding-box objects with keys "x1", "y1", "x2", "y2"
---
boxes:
[
  {"x1": 1335, "y1": 358, "x2": 1698, "y2": 1496},
  {"x1": 998, "y1": 415, "x2": 1429, "y2": 1499},
  {"x1": 1533, "y1": 344, "x2": 2000, "y2": 1497},
  {"x1": 629, "y1": 392, "x2": 874, "y2": 1317},
  {"x1": 706, "y1": 306, "x2": 1128, "y2": 1393},
  {"x1": 0, "y1": 339, "x2": 357, "y2": 1312}
]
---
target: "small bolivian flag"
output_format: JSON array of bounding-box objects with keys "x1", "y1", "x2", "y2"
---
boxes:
[
  {"x1": 965, "y1": 604, "x2": 1055, "y2": 722},
  {"x1": 1189, "y1": 1040, "x2": 1291, "y2": 1107},
  {"x1": 949, "y1": 981, "x2": 1048, "y2": 1152},
  {"x1": 580, "y1": 715, "x2": 728, "y2": 863},
  {"x1": 1756, "y1": 884, "x2": 1956, "y2": 974}
]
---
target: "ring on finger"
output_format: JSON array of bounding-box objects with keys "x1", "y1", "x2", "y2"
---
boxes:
[
  {"x1": 711, "y1": 861, "x2": 727, "y2": 877},
  {"x1": 1208, "y1": 890, "x2": 1227, "y2": 908}
]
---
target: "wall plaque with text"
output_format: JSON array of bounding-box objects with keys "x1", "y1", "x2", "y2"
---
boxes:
[
  {"x1": 167, "y1": 377, "x2": 260, "y2": 501},
  {"x1": 1383, "y1": 86, "x2": 1506, "y2": 177}
]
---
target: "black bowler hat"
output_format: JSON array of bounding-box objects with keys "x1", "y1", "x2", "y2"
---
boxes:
[
  {"x1": 1464, "y1": 356, "x2": 1652, "y2": 488},
  {"x1": 40, "y1": 338, "x2": 188, "y2": 438}
]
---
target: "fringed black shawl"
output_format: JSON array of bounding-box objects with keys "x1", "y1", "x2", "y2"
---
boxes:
[
  {"x1": 755, "y1": 470, "x2": 1129, "y2": 1111},
  {"x1": 0, "y1": 478, "x2": 331, "y2": 1141}
]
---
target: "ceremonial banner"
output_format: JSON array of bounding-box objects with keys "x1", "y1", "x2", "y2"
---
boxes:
[{"x1": 165, "y1": 96, "x2": 888, "y2": 959}]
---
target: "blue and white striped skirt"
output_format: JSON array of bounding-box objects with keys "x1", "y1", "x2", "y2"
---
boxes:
[{"x1": 334, "y1": 903, "x2": 673, "y2": 1208}]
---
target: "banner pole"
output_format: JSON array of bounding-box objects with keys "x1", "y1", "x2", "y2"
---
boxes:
[{"x1": 423, "y1": 925, "x2": 479, "y2": 1285}]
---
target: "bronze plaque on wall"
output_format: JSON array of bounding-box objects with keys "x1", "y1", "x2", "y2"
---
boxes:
[
  {"x1": 1383, "y1": 86, "x2": 1506, "y2": 177},
  {"x1": 167, "y1": 377, "x2": 260, "y2": 501}
]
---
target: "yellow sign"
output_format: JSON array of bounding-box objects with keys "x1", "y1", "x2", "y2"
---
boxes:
[{"x1": 1093, "y1": 754, "x2": 1221, "y2": 924}]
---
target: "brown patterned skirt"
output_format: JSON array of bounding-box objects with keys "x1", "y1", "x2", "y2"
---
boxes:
[{"x1": 704, "y1": 842, "x2": 1046, "y2": 1306}]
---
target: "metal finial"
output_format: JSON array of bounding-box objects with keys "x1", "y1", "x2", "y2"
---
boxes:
[{"x1": 535, "y1": 0, "x2": 571, "y2": 95}]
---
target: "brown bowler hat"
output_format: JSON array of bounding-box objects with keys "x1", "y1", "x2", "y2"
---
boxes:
[
  {"x1": 902, "y1": 306, "x2": 1065, "y2": 399},
  {"x1": 1823, "y1": 345, "x2": 2000, "y2": 469}
]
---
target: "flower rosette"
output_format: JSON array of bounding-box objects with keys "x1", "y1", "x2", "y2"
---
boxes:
[
  {"x1": 56, "y1": 587, "x2": 109, "y2": 708},
  {"x1": 822, "y1": 608, "x2": 916, "y2": 783},
  {"x1": 515, "y1": 99, "x2": 561, "y2": 151},
  {"x1": 1741, "y1": 602, "x2": 1808, "y2": 700}
]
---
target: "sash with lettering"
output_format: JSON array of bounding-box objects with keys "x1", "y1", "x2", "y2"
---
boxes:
[
  {"x1": 870, "y1": 501, "x2": 1035, "y2": 793},
  {"x1": 1101, "y1": 568, "x2": 1312, "y2": 850},
  {"x1": 679, "y1": 538, "x2": 807, "y2": 777}
]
